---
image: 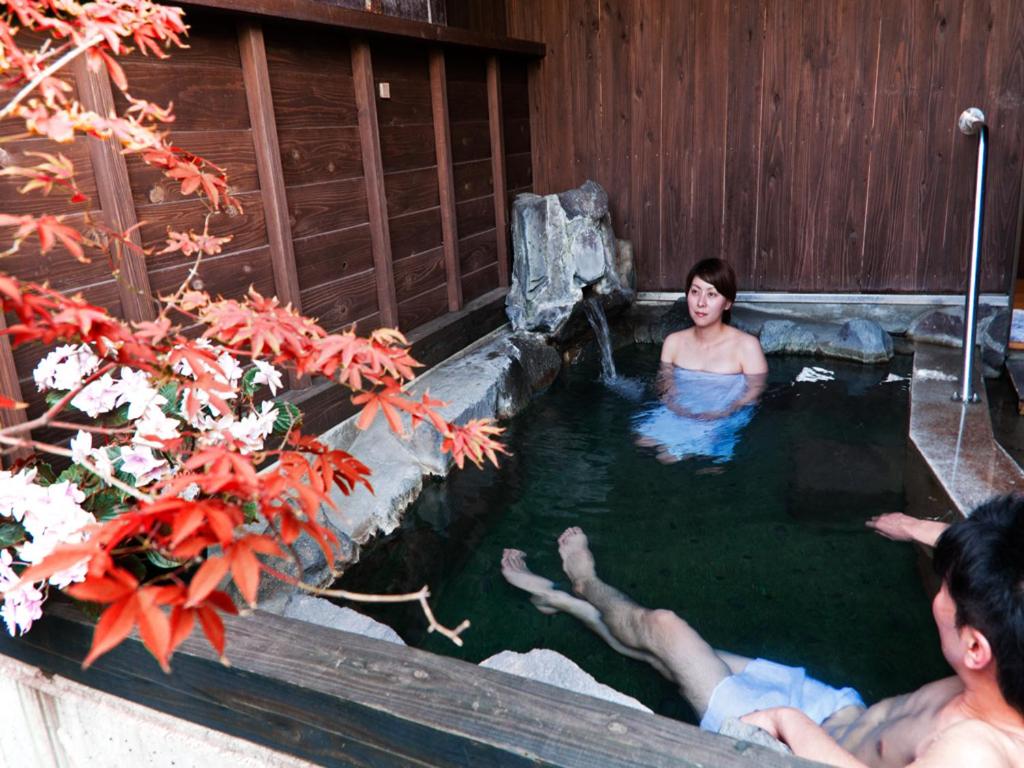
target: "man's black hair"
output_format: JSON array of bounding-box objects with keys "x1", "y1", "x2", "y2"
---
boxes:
[{"x1": 934, "y1": 494, "x2": 1024, "y2": 715}]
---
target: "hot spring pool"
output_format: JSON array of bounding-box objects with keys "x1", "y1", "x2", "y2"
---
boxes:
[{"x1": 337, "y1": 344, "x2": 950, "y2": 722}]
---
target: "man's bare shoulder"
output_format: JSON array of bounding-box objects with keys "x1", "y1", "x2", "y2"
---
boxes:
[{"x1": 911, "y1": 718, "x2": 1024, "y2": 767}]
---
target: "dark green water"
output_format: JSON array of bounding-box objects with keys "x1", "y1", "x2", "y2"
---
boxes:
[{"x1": 337, "y1": 345, "x2": 950, "y2": 722}]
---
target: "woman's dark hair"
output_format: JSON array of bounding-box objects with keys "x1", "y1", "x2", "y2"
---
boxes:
[
  {"x1": 934, "y1": 494, "x2": 1024, "y2": 715},
  {"x1": 685, "y1": 258, "x2": 737, "y2": 323}
]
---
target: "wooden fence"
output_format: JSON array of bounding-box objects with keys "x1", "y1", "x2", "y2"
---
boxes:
[
  {"x1": 501, "y1": 0, "x2": 1024, "y2": 295},
  {"x1": 0, "y1": 1, "x2": 541, "y2": 436}
]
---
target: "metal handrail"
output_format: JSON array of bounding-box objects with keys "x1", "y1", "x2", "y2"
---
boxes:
[{"x1": 955, "y1": 107, "x2": 988, "y2": 403}]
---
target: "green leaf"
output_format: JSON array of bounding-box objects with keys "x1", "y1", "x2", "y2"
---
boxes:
[
  {"x1": 90, "y1": 488, "x2": 130, "y2": 521},
  {"x1": 146, "y1": 549, "x2": 188, "y2": 570},
  {"x1": 158, "y1": 381, "x2": 181, "y2": 415},
  {"x1": 242, "y1": 500, "x2": 260, "y2": 524},
  {"x1": 272, "y1": 402, "x2": 302, "y2": 434},
  {"x1": 33, "y1": 463, "x2": 58, "y2": 486},
  {"x1": 45, "y1": 389, "x2": 68, "y2": 408},
  {"x1": 57, "y1": 463, "x2": 88, "y2": 486},
  {"x1": 241, "y1": 367, "x2": 261, "y2": 397},
  {"x1": 0, "y1": 520, "x2": 26, "y2": 549}
]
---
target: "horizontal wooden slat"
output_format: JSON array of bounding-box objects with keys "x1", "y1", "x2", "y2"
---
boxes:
[
  {"x1": 293, "y1": 225, "x2": 375, "y2": 289},
  {"x1": 455, "y1": 195, "x2": 495, "y2": 237},
  {"x1": 502, "y1": 117, "x2": 531, "y2": 155},
  {"x1": 380, "y1": 124, "x2": 438, "y2": 172},
  {"x1": 446, "y1": 79, "x2": 490, "y2": 121},
  {"x1": 372, "y1": 47, "x2": 430, "y2": 82},
  {"x1": 505, "y1": 151, "x2": 532, "y2": 191},
  {"x1": 450, "y1": 120, "x2": 492, "y2": 163},
  {"x1": 277, "y1": 126, "x2": 363, "y2": 186},
  {"x1": 113, "y1": 64, "x2": 250, "y2": 132},
  {"x1": 388, "y1": 206, "x2": 443, "y2": 260},
  {"x1": 393, "y1": 245, "x2": 446, "y2": 303},
  {"x1": 459, "y1": 228, "x2": 498, "y2": 274},
  {"x1": 445, "y1": 49, "x2": 488, "y2": 83},
  {"x1": 461, "y1": 262, "x2": 500, "y2": 303},
  {"x1": 182, "y1": 0, "x2": 547, "y2": 56},
  {"x1": 300, "y1": 267, "x2": 379, "y2": 332},
  {"x1": 137, "y1": 191, "x2": 268, "y2": 269},
  {"x1": 0, "y1": 212, "x2": 111, "y2": 289},
  {"x1": 267, "y1": 72, "x2": 359, "y2": 130},
  {"x1": 148, "y1": 245, "x2": 276, "y2": 300},
  {"x1": 286, "y1": 178, "x2": 369, "y2": 240},
  {"x1": 264, "y1": 25, "x2": 354, "y2": 76},
  {"x1": 398, "y1": 281, "x2": 448, "y2": 331},
  {"x1": 125, "y1": 130, "x2": 261, "y2": 206},
  {"x1": 375, "y1": 84, "x2": 433, "y2": 126},
  {"x1": 453, "y1": 158, "x2": 493, "y2": 201},
  {"x1": 0, "y1": 140, "x2": 97, "y2": 215},
  {"x1": 384, "y1": 167, "x2": 440, "y2": 216}
]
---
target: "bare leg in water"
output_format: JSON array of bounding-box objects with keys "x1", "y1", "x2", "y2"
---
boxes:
[{"x1": 502, "y1": 528, "x2": 751, "y2": 718}]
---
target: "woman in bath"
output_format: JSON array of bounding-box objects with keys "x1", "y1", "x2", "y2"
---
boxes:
[{"x1": 634, "y1": 258, "x2": 768, "y2": 463}]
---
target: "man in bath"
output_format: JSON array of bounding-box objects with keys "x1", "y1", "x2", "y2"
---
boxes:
[{"x1": 501, "y1": 496, "x2": 1024, "y2": 767}]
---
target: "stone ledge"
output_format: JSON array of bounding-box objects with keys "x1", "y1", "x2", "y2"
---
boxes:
[{"x1": 908, "y1": 344, "x2": 1024, "y2": 518}]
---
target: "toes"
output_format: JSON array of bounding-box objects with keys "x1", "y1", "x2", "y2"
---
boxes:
[{"x1": 501, "y1": 548, "x2": 527, "y2": 569}]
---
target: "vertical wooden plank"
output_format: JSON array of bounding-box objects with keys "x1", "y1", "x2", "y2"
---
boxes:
[
  {"x1": 429, "y1": 49, "x2": 463, "y2": 311},
  {"x1": 660, "y1": 0, "x2": 693, "y2": 288},
  {"x1": 69, "y1": 57, "x2": 154, "y2": 322},
  {"x1": 629, "y1": 0, "x2": 663, "y2": 290},
  {"x1": 598, "y1": 0, "x2": 634, "y2": 246},
  {"x1": 238, "y1": 22, "x2": 305, "y2": 389},
  {"x1": 0, "y1": 313, "x2": 31, "y2": 465},
  {"x1": 486, "y1": 55, "x2": 510, "y2": 287},
  {"x1": 352, "y1": 38, "x2": 399, "y2": 327},
  {"x1": 723, "y1": 0, "x2": 765, "y2": 288},
  {"x1": 238, "y1": 23, "x2": 303, "y2": 313}
]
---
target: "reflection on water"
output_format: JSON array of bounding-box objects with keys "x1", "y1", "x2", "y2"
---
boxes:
[{"x1": 337, "y1": 346, "x2": 949, "y2": 722}]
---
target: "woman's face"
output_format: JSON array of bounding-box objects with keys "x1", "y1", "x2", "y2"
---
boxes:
[{"x1": 687, "y1": 275, "x2": 732, "y2": 327}]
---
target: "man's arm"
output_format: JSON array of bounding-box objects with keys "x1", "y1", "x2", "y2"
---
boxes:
[
  {"x1": 866, "y1": 513, "x2": 949, "y2": 548},
  {"x1": 741, "y1": 708, "x2": 870, "y2": 767}
]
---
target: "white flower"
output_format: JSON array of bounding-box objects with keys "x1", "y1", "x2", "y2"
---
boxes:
[
  {"x1": 69, "y1": 430, "x2": 92, "y2": 465},
  {"x1": 114, "y1": 368, "x2": 167, "y2": 421},
  {"x1": 33, "y1": 344, "x2": 100, "y2": 392},
  {"x1": 0, "y1": 549, "x2": 44, "y2": 636},
  {"x1": 216, "y1": 352, "x2": 243, "y2": 385},
  {"x1": 71, "y1": 373, "x2": 120, "y2": 417},
  {"x1": 252, "y1": 360, "x2": 283, "y2": 396},
  {"x1": 132, "y1": 406, "x2": 182, "y2": 449},
  {"x1": 118, "y1": 445, "x2": 169, "y2": 487}
]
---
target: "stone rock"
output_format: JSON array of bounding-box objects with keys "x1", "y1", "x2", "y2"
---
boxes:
[
  {"x1": 907, "y1": 306, "x2": 1008, "y2": 376},
  {"x1": 507, "y1": 181, "x2": 632, "y2": 336},
  {"x1": 657, "y1": 296, "x2": 694, "y2": 338},
  {"x1": 480, "y1": 649, "x2": 651, "y2": 713},
  {"x1": 824, "y1": 318, "x2": 894, "y2": 364},
  {"x1": 718, "y1": 718, "x2": 791, "y2": 755},
  {"x1": 615, "y1": 239, "x2": 636, "y2": 292},
  {"x1": 281, "y1": 594, "x2": 405, "y2": 645},
  {"x1": 759, "y1": 319, "x2": 819, "y2": 356}
]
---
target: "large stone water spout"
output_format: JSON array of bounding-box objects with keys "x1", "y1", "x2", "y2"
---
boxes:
[{"x1": 506, "y1": 180, "x2": 634, "y2": 338}]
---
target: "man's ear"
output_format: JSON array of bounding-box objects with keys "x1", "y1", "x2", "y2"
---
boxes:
[{"x1": 960, "y1": 626, "x2": 993, "y2": 671}]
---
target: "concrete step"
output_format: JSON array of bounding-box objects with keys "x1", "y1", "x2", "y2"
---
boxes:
[{"x1": 1006, "y1": 358, "x2": 1024, "y2": 415}]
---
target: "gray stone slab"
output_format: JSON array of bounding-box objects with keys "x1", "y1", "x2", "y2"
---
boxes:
[
  {"x1": 480, "y1": 649, "x2": 651, "y2": 713},
  {"x1": 281, "y1": 594, "x2": 405, "y2": 646}
]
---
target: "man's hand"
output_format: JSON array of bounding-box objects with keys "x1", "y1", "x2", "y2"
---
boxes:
[
  {"x1": 867, "y1": 513, "x2": 948, "y2": 548},
  {"x1": 741, "y1": 708, "x2": 871, "y2": 768},
  {"x1": 740, "y1": 708, "x2": 785, "y2": 739}
]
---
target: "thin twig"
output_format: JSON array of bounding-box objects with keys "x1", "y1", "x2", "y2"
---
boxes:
[
  {"x1": 290, "y1": 580, "x2": 470, "y2": 647},
  {"x1": 0, "y1": 34, "x2": 104, "y2": 120}
]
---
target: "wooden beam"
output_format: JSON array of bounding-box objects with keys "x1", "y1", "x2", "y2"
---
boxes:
[
  {"x1": 238, "y1": 21, "x2": 306, "y2": 389},
  {"x1": 351, "y1": 39, "x2": 399, "y2": 328},
  {"x1": 238, "y1": 22, "x2": 303, "y2": 314},
  {"x1": 429, "y1": 49, "x2": 463, "y2": 312},
  {"x1": 486, "y1": 55, "x2": 510, "y2": 287},
  {"x1": 181, "y1": 0, "x2": 546, "y2": 57},
  {"x1": 70, "y1": 57, "x2": 154, "y2": 323},
  {"x1": 0, "y1": 313, "x2": 31, "y2": 465}
]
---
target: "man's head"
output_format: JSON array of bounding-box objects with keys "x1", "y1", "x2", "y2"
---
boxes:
[{"x1": 933, "y1": 494, "x2": 1024, "y2": 714}]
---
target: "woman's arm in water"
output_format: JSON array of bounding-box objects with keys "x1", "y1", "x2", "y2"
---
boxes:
[{"x1": 866, "y1": 513, "x2": 949, "y2": 548}]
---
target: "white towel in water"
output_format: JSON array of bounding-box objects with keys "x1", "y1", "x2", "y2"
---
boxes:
[{"x1": 795, "y1": 366, "x2": 835, "y2": 383}]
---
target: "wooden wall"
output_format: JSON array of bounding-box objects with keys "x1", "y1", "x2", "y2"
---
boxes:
[
  {"x1": 505, "y1": 0, "x2": 1024, "y2": 294},
  {"x1": 0, "y1": 8, "x2": 534, "y2": 430}
]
